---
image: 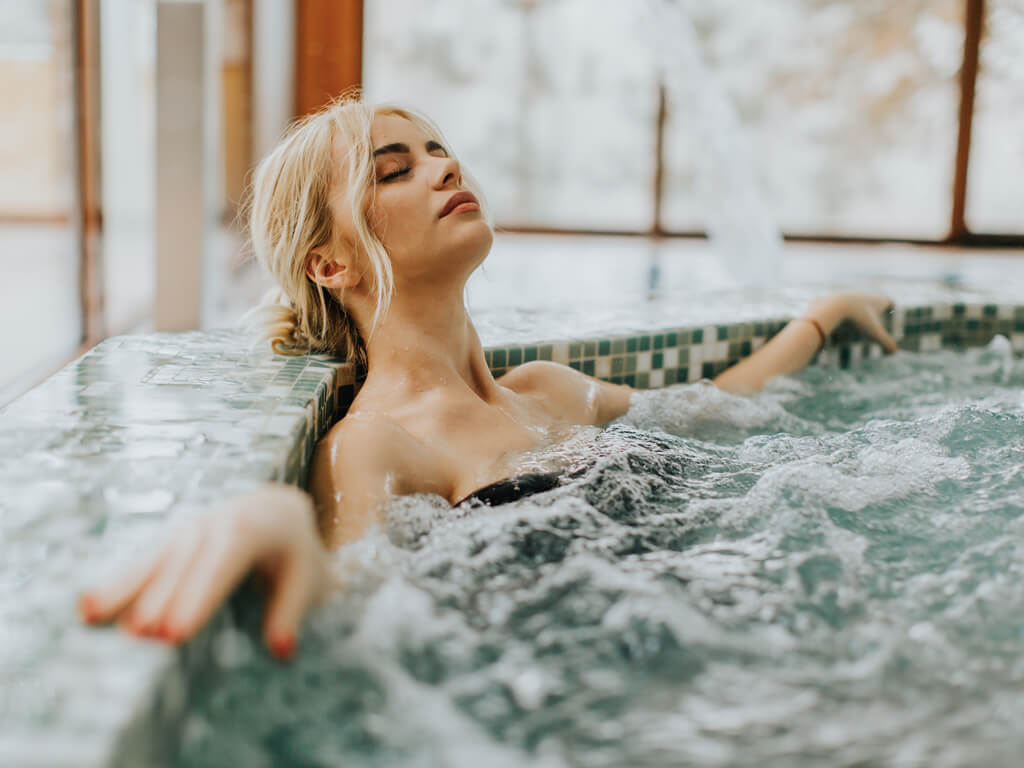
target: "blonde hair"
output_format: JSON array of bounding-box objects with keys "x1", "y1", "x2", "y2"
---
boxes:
[{"x1": 241, "y1": 91, "x2": 490, "y2": 365}]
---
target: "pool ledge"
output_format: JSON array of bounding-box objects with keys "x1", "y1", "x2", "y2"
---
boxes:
[{"x1": 0, "y1": 301, "x2": 1022, "y2": 766}]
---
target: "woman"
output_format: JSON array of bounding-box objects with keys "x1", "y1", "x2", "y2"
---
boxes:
[{"x1": 77, "y1": 96, "x2": 898, "y2": 661}]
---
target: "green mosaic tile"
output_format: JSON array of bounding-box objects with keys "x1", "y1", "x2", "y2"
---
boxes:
[
  {"x1": 679, "y1": 366, "x2": 688, "y2": 382},
  {"x1": 653, "y1": 334, "x2": 664, "y2": 350},
  {"x1": 984, "y1": 304, "x2": 997, "y2": 318},
  {"x1": 665, "y1": 368, "x2": 677, "y2": 385},
  {"x1": 584, "y1": 341, "x2": 596, "y2": 357},
  {"x1": 666, "y1": 332, "x2": 677, "y2": 347},
  {"x1": 612, "y1": 339, "x2": 626, "y2": 354},
  {"x1": 728, "y1": 342, "x2": 741, "y2": 359},
  {"x1": 582, "y1": 359, "x2": 595, "y2": 376},
  {"x1": 692, "y1": 329, "x2": 703, "y2": 344},
  {"x1": 492, "y1": 349, "x2": 506, "y2": 368},
  {"x1": 741, "y1": 340, "x2": 752, "y2": 356},
  {"x1": 625, "y1": 374, "x2": 636, "y2": 387},
  {"x1": 639, "y1": 336, "x2": 650, "y2": 352},
  {"x1": 539, "y1": 344, "x2": 553, "y2": 361},
  {"x1": 636, "y1": 372, "x2": 649, "y2": 389},
  {"x1": 612, "y1": 357, "x2": 624, "y2": 375},
  {"x1": 569, "y1": 361, "x2": 581, "y2": 371},
  {"x1": 954, "y1": 303, "x2": 966, "y2": 317},
  {"x1": 625, "y1": 356, "x2": 636, "y2": 374},
  {"x1": 508, "y1": 348, "x2": 522, "y2": 366},
  {"x1": 524, "y1": 346, "x2": 537, "y2": 363},
  {"x1": 610, "y1": 375, "x2": 623, "y2": 385},
  {"x1": 626, "y1": 338, "x2": 637, "y2": 353},
  {"x1": 652, "y1": 352, "x2": 663, "y2": 369},
  {"x1": 702, "y1": 362, "x2": 715, "y2": 379},
  {"x1": 598, "y1": 340, "x2": 611, "y2": 356},
  {"x1": 569, "y1": 343, "x2": 582, "y2": 360},
  {"x1": 717, "y1": 325, "x2": 729, "y2": 341}
]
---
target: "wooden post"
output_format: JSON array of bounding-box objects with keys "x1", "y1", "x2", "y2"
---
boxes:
[
  {"x1": 295, "y1": 0, "x2": 363, "y2": 116},
  {"x1": 950, "y1": 0, "x2": 984, "y2": 241}
]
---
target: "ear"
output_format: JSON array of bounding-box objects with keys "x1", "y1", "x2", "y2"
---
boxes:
[{"x1": 305, "y1": 246, "x2": 360, "y2": 291}]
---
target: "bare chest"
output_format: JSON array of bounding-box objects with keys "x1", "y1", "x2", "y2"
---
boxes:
[{"x1": 395, "y1": 391, "x2": 557, "y2": 503}]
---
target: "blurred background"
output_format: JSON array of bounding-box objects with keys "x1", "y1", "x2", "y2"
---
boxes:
[{"x1": 1, "y1": 0, "x2": 1021, "y2": 407}]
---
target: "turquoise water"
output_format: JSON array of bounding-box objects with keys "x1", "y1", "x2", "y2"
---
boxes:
[{"x1": 178, "y1": 341, "x2": 1024, "y2": 767}]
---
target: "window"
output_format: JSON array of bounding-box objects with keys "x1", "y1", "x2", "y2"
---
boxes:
[{"x1": 0, "y1": 1, "x2": 81, "y2": 403}]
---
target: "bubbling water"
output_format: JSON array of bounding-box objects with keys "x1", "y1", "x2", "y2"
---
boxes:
[{"x1": 178, "y1": 341, "x2": 1024, "y2": 768}]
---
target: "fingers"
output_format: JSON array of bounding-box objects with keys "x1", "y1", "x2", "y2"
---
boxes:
[
  {"x1": 161, "y1": 532, "x2": 255, "y2": 644},
  {"x1": 78, "y1": 544, "x2": 169, "y2": 626},
  {"x1": 127, "y1": 523, "x2": 204, "y2": 636},
  {"x1": 261, "y1": 558, "x2": 312, "y2": 661},
  {"x1": 861, "y1": 311, "x2": 900, "y2": 355}
]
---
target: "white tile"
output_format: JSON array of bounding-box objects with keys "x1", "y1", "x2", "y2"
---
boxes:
[
  {"x1": 997, "y1": 304, "x2": 1014, "y2": 319},
  {"x1": 934, "y1": 303, "x2": 952, "y2": 320},
  {"x1": 752, "y1": 338, "x2": 764, "y2": 351},
  {"x1": 649, "y1": 369, "x2": 664, "y2": 388},
  {"x1": 552, "y1": 342, "x2": 569, "y2": 364},
  {"x1": 596, "y1": 357, "x2": 610, "y2": 378},
  {"x1": 636, "y1": 351, "x2": 651, "y2": 372},
  {"x1": 1012, "y1": 334, "x2": 1024, "y2": 353},
  {"x1": 688, "y1": 365, "x2": 701, "y2": 382},
  {"x1": 966, "y1": 304, "x2": 982, "y2": 319},
  {"x1": 688, "y1": 346, "x2": 703, "y2": 366},
  {"x1": 663, "y1": 348, "x2": 678, "y2": 367}
]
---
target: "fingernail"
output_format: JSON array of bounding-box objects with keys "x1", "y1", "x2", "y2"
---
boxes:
[{"x1": 272, "y1": 634, "x2": 295, "y2": 660}]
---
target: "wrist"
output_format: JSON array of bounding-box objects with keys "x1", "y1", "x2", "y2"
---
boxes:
[{"x1": 803, "y1": 295, "x2": 847, "y2": 334}]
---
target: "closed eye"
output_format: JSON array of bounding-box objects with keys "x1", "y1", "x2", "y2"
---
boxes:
[{"x1": 379, "y1": 166, "x2": 411, "y2": 182}]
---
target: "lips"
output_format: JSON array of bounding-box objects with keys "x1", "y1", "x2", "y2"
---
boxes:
[{"x1": 439, "y1": 190, "x2": 480, "y2": 218}]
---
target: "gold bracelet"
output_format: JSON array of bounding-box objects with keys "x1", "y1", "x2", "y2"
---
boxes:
[{"x1": 796, "y1": 317, "x2": 827, "y2": 353}]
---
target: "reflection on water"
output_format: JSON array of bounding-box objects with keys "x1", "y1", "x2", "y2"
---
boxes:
[{"x1": 179, "y1": 341, "x2": 1024, "y2": 767}]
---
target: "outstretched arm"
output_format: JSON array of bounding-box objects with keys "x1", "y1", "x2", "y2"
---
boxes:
[{"x1": 712, "y1": 293, "x2": 899, "y2": 395}]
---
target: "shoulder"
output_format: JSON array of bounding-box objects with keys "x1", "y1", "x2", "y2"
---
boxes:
[
  {"x1": 307, "y1": 412, "x2": 418, "y2": 548},
  {"x1": 312, "y1": 411, "x2": 422, "y2": 490},
  {"x1": 498, "y1": 360, "x2": 633, "y2": 426}
]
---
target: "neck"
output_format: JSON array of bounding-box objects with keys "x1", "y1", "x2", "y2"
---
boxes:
[{"x1": 356, "y1": 281, "x2": 499, "y2": 403}]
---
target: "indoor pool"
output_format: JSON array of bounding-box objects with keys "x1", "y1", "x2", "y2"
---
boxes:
[{"x1": 175, "y1": 338, "x2": 1024, "y2": 767}]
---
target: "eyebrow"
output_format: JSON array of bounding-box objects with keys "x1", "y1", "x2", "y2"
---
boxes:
[{"x1": 372, "y1": 140, "x2": 446, "y2": 157}]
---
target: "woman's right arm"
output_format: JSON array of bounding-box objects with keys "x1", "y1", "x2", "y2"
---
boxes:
[{"x1": 78, "y1": 420, "x2": 397, "y2": 660}]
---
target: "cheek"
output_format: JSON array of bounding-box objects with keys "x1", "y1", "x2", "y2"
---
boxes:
[{"x1": 368, "y1": 193, "x2": 425, "y2": 250}]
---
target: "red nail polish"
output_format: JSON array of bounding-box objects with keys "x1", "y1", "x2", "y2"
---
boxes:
[{"x1": 272, "y1": 634, "x2": 295, "y2": 660}]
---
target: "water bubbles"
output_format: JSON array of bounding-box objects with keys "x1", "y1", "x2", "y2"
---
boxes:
[{"x1": 178, "y1": 349, "x2": 1024, "y2": 767}]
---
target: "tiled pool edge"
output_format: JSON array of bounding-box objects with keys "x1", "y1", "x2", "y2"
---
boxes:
[{"x1": 1, "y1": 302, "x2": 1021, "y2": 767}]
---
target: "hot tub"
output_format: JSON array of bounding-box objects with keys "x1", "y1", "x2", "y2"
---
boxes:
[{"x1": 1, "y1": 236, "x2": 1022, "y2": 767}]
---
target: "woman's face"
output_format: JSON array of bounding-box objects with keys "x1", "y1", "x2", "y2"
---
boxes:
[{"x1": 331, "y1": 112, "x2": 493, "y2": 289}]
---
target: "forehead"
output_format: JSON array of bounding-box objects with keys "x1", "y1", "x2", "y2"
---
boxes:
[{"x1": 370, "y1": 112, "x2": 429, "y2": 147}]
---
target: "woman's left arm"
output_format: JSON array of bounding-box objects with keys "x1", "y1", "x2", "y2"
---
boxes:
[{"x1": 712, "y1": 293, "x2": 899, "y2": 395}]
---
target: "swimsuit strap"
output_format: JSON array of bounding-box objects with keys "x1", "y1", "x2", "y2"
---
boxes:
[{"x1": 455, "y1": 471, "x2": 562, "y2": 507}]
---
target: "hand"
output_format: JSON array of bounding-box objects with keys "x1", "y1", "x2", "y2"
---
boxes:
[
  {"x1": 77, "y1": 484, "x2": 337, "y2": 661},
  {"x1": 808, "y1": 292, "x2": 900, "y2": 354}
]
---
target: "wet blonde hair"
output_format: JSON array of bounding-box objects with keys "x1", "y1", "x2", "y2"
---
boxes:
[{"x1": 242, "y1": 91, "x2": 491, "y2": 365}]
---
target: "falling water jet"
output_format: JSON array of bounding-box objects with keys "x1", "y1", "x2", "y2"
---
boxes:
[{"x1": 645, "y1": 0, "x2": 784, "y2": 289}]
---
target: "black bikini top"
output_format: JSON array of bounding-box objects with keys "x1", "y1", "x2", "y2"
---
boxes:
[{"x1": 454, "y1": 471, "x2": 562, "y2": 507}]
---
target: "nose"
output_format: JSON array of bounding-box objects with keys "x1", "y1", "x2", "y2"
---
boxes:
[{"x1": 433, "y1": 155, "x2": 462, "y2": 188}]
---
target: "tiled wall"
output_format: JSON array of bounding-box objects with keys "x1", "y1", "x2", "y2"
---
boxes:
[{"x1": 1, "y1": 302, "x2": 1021, "y2": 767}]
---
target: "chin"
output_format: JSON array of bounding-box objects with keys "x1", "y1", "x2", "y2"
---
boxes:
[{"x1": 452, "y1": 219, "x2": 493, "y2": 269}]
